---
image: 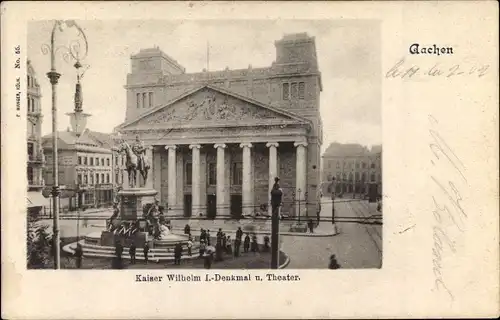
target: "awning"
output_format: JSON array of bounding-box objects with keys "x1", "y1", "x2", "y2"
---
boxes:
[{"x1": 27, "y1": 192, "x2": 50, "y2": 208}]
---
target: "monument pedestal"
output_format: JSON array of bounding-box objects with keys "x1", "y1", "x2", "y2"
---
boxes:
[{"x1": 119, "y1": 188, "x2": 157, "y2": 220}]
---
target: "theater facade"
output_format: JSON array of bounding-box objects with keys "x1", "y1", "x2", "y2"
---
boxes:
[{"x1": 117, "y1": 33, "x2": 323, "y2": 219}]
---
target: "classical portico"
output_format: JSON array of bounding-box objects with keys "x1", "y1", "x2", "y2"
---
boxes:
[{"x1": 117, "y1": 85, "x2": 317, "y2": 218}]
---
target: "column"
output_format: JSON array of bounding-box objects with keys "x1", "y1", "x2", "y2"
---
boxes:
[
  {"x1": 266, "y1": 142, "x2": 279, "y2": 215},
  {"x1": 189, "y1": 144, "x2": 201, "y2": 217},
  {"x1": 214, "y1": 143, "x2": 227, "y2": 217},
  {"x1": 122, "y1": 168, "x2": 129, "y2": 188},
  {"x1": 240, "y1": 143, "x2": 253, "y2": 216},
  {"x1": 294, "y1": 141, "x2": 308, "y2": 218},
  {"x1": 165, "y1": 145, "x2": 177, "y2": 214},
  {"x1": 145, "y1": 147, "x2": 153, "y2": 189}
]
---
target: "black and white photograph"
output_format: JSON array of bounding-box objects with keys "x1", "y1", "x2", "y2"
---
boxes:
[
  {"x1": 26, "y1": 19, "x2": 382, "y2": 270},
  {"x1": 2, "y1": 1, "x2": 498, "y2": 319}
]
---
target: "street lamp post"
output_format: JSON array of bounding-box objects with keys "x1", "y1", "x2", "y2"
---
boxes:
[{"x1": 42, "y1": 20, "x2": 88, "y2": 269}]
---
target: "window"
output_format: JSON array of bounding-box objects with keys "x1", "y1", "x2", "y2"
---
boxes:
[
  {"x1": 27, "y1": 142, "x2": 34, "y2": 157},
  {"x1": 78, "y1": 156, "x2": 82, "y2": 165},
  {"x1": 349, "y1": 173, "x2": 353, "y2": 180},
  {"x1": 371, "y1": 173, "x2": 376, "y2": 181},
  {"x1": 121, "y1": 156, "x2": 124, "y2": 166},
  {"x1": 282, "y1": 83, "x2": 290, "y2": 100},
  {"x1": 27, "y1": 167, "x2": 34, "y2": 184},
  {"x1": 31, "y1": 98, "x2": 35, "y2": 112},
  {"x1": 291, "y1": 82, "x2": 298, "y2": 99},
  {"x1": 136, "y1": 93, "x2": 141, "y2": 108},
  {"x1": 115, "y1": 157, "x2": 118, "y2": 165},
  {"x1": 142, "y1": 93, "x2": 147, "y2": 108},
  {"x1": 298, "y1": 82, "x2": 305, "y2": 99},
  {"x1": 148, "y1": 92, "x2": 153, "y2": 108},
  {"x1": 101, "y1": 173, "x2": 105, "y2": 183},
  {"x1": 355, "y1": 172, "x2": 360, "y2": 180},
  {"x1": 84, "y1": 174, "x2": 88, "y2": 184},
  {"x1": 336, "y1": 173, "x2": 341, "y2": 180},
  {"x1": 101, "y1": 158, "x2": 105, "y2": 166},
  {"x1": 90, "y1": 174, "x2": 94, "y2": 184},
  {"x1": 336, "y1": 162, "x2": 340, "y2": 169},
  {"x1": 356, "y1": 162, "x2": 360, "y2": 169},
  {"x1": 362, "y1": 162, "x2": 367, "y2": 169},
  {"x1": 77, "y1": 174, "x2": 82, "y2": 185},
  {"x1": 107, "y1": 158, "x2": 110, "y2": 166},
  {"x1": 361, "y1": 173, "x2": 366, "y2": 181},
  {"x1": 232, "y1": 162, "x2": 243, "y2": 185},
  {"x1": 27, "y1": 96, "x2": 31, "y2": 112},
  {"x1": 96, "y1": 174, "x2": 99, "y2": 184},
  {"x1": 185, "y1": 162, "x2": 192, "y2": 186},
  {"x1": 208, "y1": 163, "x2": 217, "y2": 185},
  {"x1": 371, "y1": 163, "x2": 376, "y2": 169},
  {"x1": 84, "y1": 157, "x2": 88, "y2": 165},
  {"x1": 115, "y1": 173, "x2": 119, "y2": 184},
  {"x1": 343, "y1": 173, "x2": 347, "y2": 180},
  {"x1": 27, "y1": 75, "x2": 30, "y2": 87}
]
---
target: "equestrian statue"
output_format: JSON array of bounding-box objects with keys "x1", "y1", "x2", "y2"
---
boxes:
[{"x1": 117, "y1": 135, "x2": 151, "y2": 188}]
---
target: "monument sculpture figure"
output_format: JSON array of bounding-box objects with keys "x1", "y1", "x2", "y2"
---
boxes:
[{"x1": 118, "y1": 135, "x2": 150, "y2": 188}]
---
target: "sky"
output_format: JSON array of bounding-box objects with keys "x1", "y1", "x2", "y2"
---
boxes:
[{"x1": 28, "y1": 20, "x2": 381, "y2": 153}]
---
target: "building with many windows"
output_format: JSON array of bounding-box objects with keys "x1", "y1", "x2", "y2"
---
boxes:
[
  {"x1": 117, "y1": 33, "x2": 323, "y2": 218},
  {"x1": 321, "y1": 143, "x2": 382, "y2": 196},
  {"x1": 42, "y1": 129, "x2": 127, "y2": 210},
  {"x1": 26, "y1": 60, "x2": 49, "y2": 214}
]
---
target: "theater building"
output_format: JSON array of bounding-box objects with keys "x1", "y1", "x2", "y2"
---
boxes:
[{"x1": 117, "y1": 33, "x2": 323, "y2": 218}]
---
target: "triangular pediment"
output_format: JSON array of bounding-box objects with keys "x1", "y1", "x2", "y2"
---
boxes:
[{"x1": 119, "y1": 85, "x2": 310, "y2": 130}]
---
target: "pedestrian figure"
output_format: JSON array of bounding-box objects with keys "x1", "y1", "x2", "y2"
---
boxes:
[
  {"x1": 226, "y1": 235, "x2": 232, "y2": 255},
  {"x1": 234, "y1": 237, "x2": 241, "y2": 257},
  {"x1": 187, "y1": 238, "x2": 193, "y2": 256},
  {"x1": 204, "y1": 250, "x2": 214, "y2": 269},
  {"x1": 129, "y1": 243, "x2": 137, "y2": 264},
  {"x1": 308, "y1": 219, "x2": 315, "y2": 233},
  {"x1": 222, "y1": 233, "x2": 227, "y2": 253},
  {"x1": 243, "y1": 233, "x2": 250, "y2": 253},
  {"x1": 184, "y1": 224, "x2": 191, "y2": 235},
  {"x1": 174, "y1": 243, "x2": 182, "y2": 265},
  {"x1": 236, "y1": 227, "x2": 243, "y2": 240},
  {"x1": 329, "y1": 254, "x2": 341, "y2": 269},
  {"x1": 251, "y1": 234, "x2": 259, "y2": 253},
  {"x1": 200, "y1": 229, "x2": 206, "y2": 242},
  {"x1": 217, "y1": 228, "x2": 223, "y2": 239},
  {"x1": 215, "y1": 234, "x2": 224, "y2": 262},
  {"x1": 74, "y1": 243, "x2": 83, "y2": 269},
  {"x1": 199, "y1": 239, "x2": 206, "y2": 257},
  {"x1": 143, "y1": 243, "x2": 150, "y2": 264},
  {"x1": 263, "y1": 235, "x2": 270, "y2": 252},
  {"x1": 206, "y1": 230, "x2": 211, "y2": 246},
  {"x1": 114, "y1": 241, "x2": 124, "y2": 269}
]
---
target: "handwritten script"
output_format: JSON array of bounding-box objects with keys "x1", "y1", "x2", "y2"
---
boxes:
[
  {"x1": 386, "y1": 58, "x2": 490, "y2": 79},
  {"x1": 429, "y1": 115, "x2": 468, "y2": 302}
]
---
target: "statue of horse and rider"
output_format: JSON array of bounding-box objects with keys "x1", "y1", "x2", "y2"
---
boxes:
[
  {"x1": 108, "y1": 136, "x2": 171, "y2": 239},
  {"x1": 117, "y1": 135, "x2": 151, "y2": 188}
]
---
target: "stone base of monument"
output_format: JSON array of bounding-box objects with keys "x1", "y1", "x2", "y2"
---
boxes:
[
  {"x1": 80, "y1": 232, "x2": 196, "y2": 262},
  {"x1": 76, "y1": 187, "x2": 195, "y2": 262},
  {"x1": 118, "y1": 188, "x2": 157, "y2": 220}
]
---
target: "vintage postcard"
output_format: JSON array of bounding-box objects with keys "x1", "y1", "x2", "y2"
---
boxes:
[{"x1": 1, "y1": 1, "x2": 498, "y2": 319}]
